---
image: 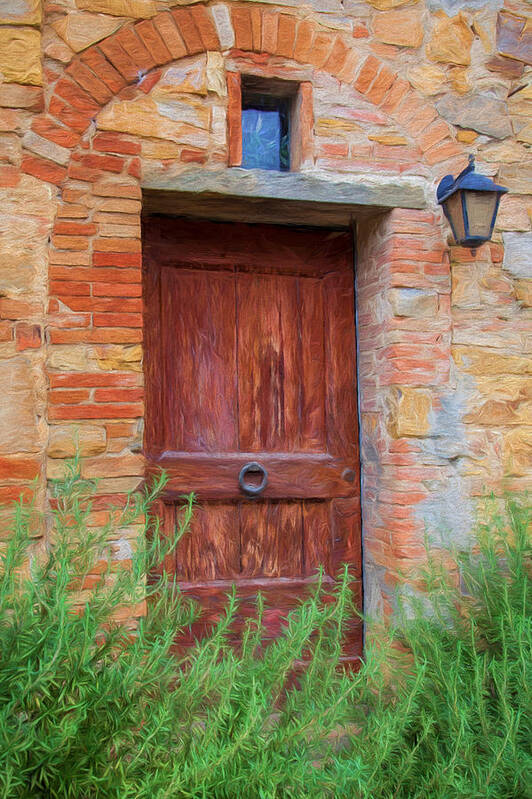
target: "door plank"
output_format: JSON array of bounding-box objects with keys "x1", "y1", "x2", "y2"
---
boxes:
[
  {"x1": 302, "y1": 500, "x2": 332, "y2": 577},
  {"x1": 160, "y1": 267, "x2": 237, "y2": 453},
  {"x1": 299, "y1": 277, "x2": 326, "y2": 451},
  {"x1": 237, "y1": 273, "x2": 300, "y2": 452},
  {"x1": 240, "y1": 501, "x2": 303, "y2": 578},
  {"x1": 175, "y1": 502, "x2": 240, "y2": 581},
  {"x1": 330, "y1": 497, "x2": 362, "y2": 578}
]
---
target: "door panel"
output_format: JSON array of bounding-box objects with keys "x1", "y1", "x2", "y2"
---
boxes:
[{"x1": 143, "y1": 217, "x2": 362, "y2": 660}]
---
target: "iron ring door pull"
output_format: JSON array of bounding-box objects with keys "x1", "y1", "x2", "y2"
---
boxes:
[{"x1": 239, "y1": 462, "x2": 268, "y2": 497}]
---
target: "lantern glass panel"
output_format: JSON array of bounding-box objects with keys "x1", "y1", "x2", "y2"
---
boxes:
[
  {"x1": 464, "y1": 190, "x2": 498, "y2": 240},
  {"x1": 444, "y1": 191, "x2": 465, "y2": 243}
]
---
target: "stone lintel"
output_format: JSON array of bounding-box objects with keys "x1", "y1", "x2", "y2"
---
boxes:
[{"x1": 142, "y1": 167, "x2": 427, "y2": 228}]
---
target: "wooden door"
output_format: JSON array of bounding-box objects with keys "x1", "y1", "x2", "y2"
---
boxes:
[{"x1": 143, "y1": 217, "x2": 362, "y2": 660}]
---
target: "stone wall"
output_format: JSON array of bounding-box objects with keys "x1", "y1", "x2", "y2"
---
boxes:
[{"x1": 0, "y1": 0, "x2": 530, "y2": 617}]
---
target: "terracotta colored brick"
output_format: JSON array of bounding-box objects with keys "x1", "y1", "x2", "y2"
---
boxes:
[
  {"x1": 337, "y1": 49, "x2": 363, "y2": 83},
  {"x1": 0, "y1": 321, "x2": 12, "y2": 342},
  {"x1": 353, "y1": 23, "x2": 369, "y2": 39},
  {"x1": 94, "y1": 387, "x2": 143, "y2": 402},
  {"x1": 49, "y1": 251, "x2": 90, "y2": 266},
  {"x1": 249, "y1": 7, "x2": 261, "y2": 51},
  {"x1": 54, "y1": 221, "x2": 97, "y2": 236},
  {"x1": 0, "y1": 84, "x2": 43, "y2": 111},
  {"x1": 49, "y1": 96, "x2": 90, "y2": 134},
  {"x1": 92, "y1": 252, "x2": 142, "y2": 267},
  {"x1": 366, "y1": 66, "x2": 396, "y2": 105},
  {"x1": 63, "y1": 297, "x2": 141, "y2": 312},
  {"x1": 380, "y1": 77, "x2": 409, "y2": 113},
  {"x1": 52, "y1": 235, "x2": 89, "y2": 251},
  {"x1": 308, "y1": 33, "x2": 334, "y2": 69},
  {"x1": 325, "y1": 37, "x2": 349, "y2": 76},
  {"x1": 93, "y1": 282, "x2": 142, "y2": 297},
  {"x1": 68, "y1": 163, "x2": 105, "y2": 183},
  {"x1": 21, "y1": 154, "x2": 66, "y2": 186},
  {"x1": 354, "y1": 55, "x2": 380, "y2": 94},
  {"x1": 75, "y1": 153, "x2": 125, "y2": 173},
  {"x1": 0, "y1": 165, "x2": 20, "y2": 187},
  {"x1": 93, "y1": 238, "x2": 141, "y2": 253},
  {"x1": 93, "y1": 133, "x2": 141, "y2": 156},
  {"x1": 115, "y1": 27, "x2": 155, "y2": 72},
  {"x1": 153, "y1": 12, "x2": 187, "y2": 60},
  {"x1": 424, "y1": 139, "x2": 462, "y2": 165},
  {"x1": 93, "y1": 182, "x2": 141, "y2": 200},
  {"x1": 227, "y1": 71, "x2": 242, "y2": 167},
  {"x1": 93, "y1": 310, "x2": 142, "y2": 327},
  {"x1": 81, "y1": 48, "x2": 126, "y2": 94},
  {"x1": 232, "y1": 6, "x2": 253, "y2": 51},
  {"x1": 172, "y1": 8, "x2": 203, "y2": 55},
  {"x1": 0, "y1": 109, "x2": 19, "y2": 132},
  {"x1": 51, "y1": 266, "x2": 140, "y2": 284},
  {"x1": 276, "y1": 14, "x2": 297, "y2": 59},
  {"x1": 190, "y1": 5, "x2": 220, "y2": 50},
  {"x1": 135, "y1": 19, "x2": 172, "y2": 65},
  {"x1": 419, "y1": 120, "x2": 452, "y2": 152},
  {"x1": 49, "y1": 403, "x2": 143, "y2": 421},
  {"x1": 66, "y1": 60, "x2": 112, "y2": 106},
  {"x1": 55, "y1": 78, "x2": 100, "y2": 117},
  {"x1": 99, "y1": 36, "x2": 139, "y2": 83},
  {"x1": 127, "y1": 157, "x2": 141, "y2": 179},
  {"x1": 50, "y1": 280, "x2": 90, "y2": 296},
  {"x1": 262, "y1": 11, "x2": 278, "y2": 54},
  {"x1": 0, "y1": 456, "x2": 40, "y2": 481},
  {"x1": 15, "y1": 323, "x2": 41, "y2": 351},
  {"x1": 32, "y1": 116, "x2": 80, "y2": 149},
  {"x1": 50, "y1": 373, "x2": 139, "y2": 388},
  {"x1": 50, "y1": 389, "x2": 91, "y2": 405},
  {"x1": 180, "y1": 148, "x2": 207, "y2": 164},
  {"x1": 404, "y1": 104, "x2": 438, "y2": 138},
  {"x1": 50, "y1": 327, "x2": 141, "y2": 344}
]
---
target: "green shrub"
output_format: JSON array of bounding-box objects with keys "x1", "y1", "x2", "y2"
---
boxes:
[{"x1": 0, "y1": 463, "x2": 529, "y2": 798}]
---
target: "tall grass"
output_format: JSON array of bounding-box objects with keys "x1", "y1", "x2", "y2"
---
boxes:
[{"x1": 0, "y1": 463, "x2": 529, "y2": 798}]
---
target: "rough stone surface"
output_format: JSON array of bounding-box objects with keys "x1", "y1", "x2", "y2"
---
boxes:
[
  {"x1": 52, "y1": 12, "x2": 125, "y2": 53},
  {"x1": 389, "y1": 288, "x2": 439, "y2": 317},
  {"x1": 0, "y1": 0, "x2": 42, "y2": 26},
  {"x1": 502, "y1": 233, "x2": 532, "y2": 279},
  {"x1": 436, "y1": 93, "x2": 512, "y2": 140},
  {"x1": 0, "y1": 28, "x2": 42, "y2": 85},
  {"x1": 48, "y1": 425, "x2": 107, "y2": 458},
  {"x1": 373, "y1": 9, "x2": 424, "y2": 48},
  {"x1": 427, "y1": 12, "x2": 474, "y2": 65},
  {"x1": 391, "y1": 388, "x2": 433, "y2": 437},
  {"x1": 75, "y1": 0, "x2": 157, "y2": 17}
]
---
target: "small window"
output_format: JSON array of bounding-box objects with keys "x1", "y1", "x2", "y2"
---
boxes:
[{"x1": 241, "y1": 77, "x2": 295, "y2": 172}]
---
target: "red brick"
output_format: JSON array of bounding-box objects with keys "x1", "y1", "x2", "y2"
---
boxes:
[
  {"x1": 15, "y1": 323, "x2": 41, "y2": 351},
  {"x1": 354, "y1": 55, "x2": 380, "y2": 94},
  {"x1": 424, "y1": 139, "x2": 462, "y2": 165},
  {"x1": 54, "y1": 221, "x2": 97, "y2": 236},
  {"x1": 81, "y1": 48, "x2": 126, "y2": 94},
  {"x1": 180, "y1": 148, "x2": 207, "y2": 164},
  {"x1": 0, "y1": 84, "x2": 43, "y2": 111},
  {"x1": 352, "y1": 23, "x2": 369, "y2": 39},
  {"x1": 93, "y1": 133, "x2": 141, "y2": 156},
  {"x1": 115, "y1": 27, "x2": 155, "y2": 72},
  {"x1": 0, "y1": 165, "x2": 20, "y2": 187},
  {"x1": 55, "y1": 77, "x2": 100, "y2": 116},
  {"x1": 262, "y1": 11, "x2": 279, "y2": 54},
  {"x1": 325, "y1": 36, "x2": 349, "y2": 76},
  {"x1": 21, "y1": 155, "x2": 67, "y2": 186},
  {"x1": 49, "y1": 96, "x2": 90, "y2": 134},
  {"x1": 276, "y1": 14, "x2": 297, "y2": 59},
  {"x1": 49, "y1": 403, "x2": 144, "y2": 420},
  {"x1": 93, "y1": 238, "x2": 141, "y2": 253},
  {"x1": 419, "y1": 120, "x2": 452, "y2": 152},
  {"x1": 51, "y1": 266, "x2": 140, "y2": 283},
  {"x1": 99, "y1": 36, "x2": 140, "y2": 83},
  {"x1": 67, "y1": 163, "x2": 105, "y2": 183},
  {"x1": 94, "y1": 312, "x2": 142, "y2": 327},
  {"x1": 50, "y1": 372, "x2": 139, "y2": 388},
  {"x1": 307, "y1": 32, "x2": 334, "y2": 69},
  {"x1": 0, "y1": 109, "x2": 19, "y2": 132},
  {"x1": 67, "y1": 60, "x2": 113, "y2": 105},
  {"x1": 60, "y1": 297, "x2": 141, "y2": 312},
  {"x1": 50, "y1": 389, "x2": 91, "y2": 405},
  {"x1": 93, "y1": 282, "x2": 142, "y2": 297},
  {"x1": 94, "y1": 387, "x2": 144, "y2": 402},
  {"x1": 153, "y1": 12, "x2": 187, "y2": 60},
  {"x1": 32, "y1": 116, "x2": 80, "y2": 149},
  {"x1": 0, "y1": 456, "x2": 40, "y2": 481},
  {"x1": 0, "y1": 321, "x2": 12, "y2": 342},
  {"x1": 127, "y1": 157, "x2": 141, "y2": 179},
  {"x1": 232, "y1": 6, "x2": 253, "y2": 50},
  {"x1": 50, "y1": 280, "x2": 90, "y2": 296},
  {"x1": 49, "y1": 251, "x2": 91, "y2": 266},
  {"x1": 50, "y1": 328, "x2": 142, "y2": 344},
  {"x1": 76, "y1": 153, "x2": 125, "y2": 173},
  {"x1": 250, "y1": 7, "x2": 262, "y2": 51},
  {"x1": 227, "y1": 71, "x2": 242, "y2": 167},
  {"x1": 366, "y1": 66, "x2": 396, "y2": 105},
  {"x1": 172, "y1": 7, "x2": 204, "y2": 54},
  {"x1": 380, "y1": 77, "x2": 409, "y2": 113},
  {"x1": 189, "y1": 5, "x2": 220, "y2": 50},
  {"x1": 135, "y1": 19, "x2": 172, "y2": 65},
  {"x1": 92, "y1": 182, "x2": 141, "y2": 199}
]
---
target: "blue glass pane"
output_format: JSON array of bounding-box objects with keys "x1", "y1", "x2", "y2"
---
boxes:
[{"x1": 241, "y1": 108, "x2": 281, "y2": 171}]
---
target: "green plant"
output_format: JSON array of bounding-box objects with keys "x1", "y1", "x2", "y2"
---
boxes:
[{"x1": 0, "y1": 463, "x2": 530, "y2": 799}]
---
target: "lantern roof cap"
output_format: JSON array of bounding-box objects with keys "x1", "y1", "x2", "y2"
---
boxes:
[{"x1": 437, "y1": 155, "x2": 508, "y2": 204}]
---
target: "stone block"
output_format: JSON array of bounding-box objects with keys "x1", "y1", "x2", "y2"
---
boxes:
[
  {"x1": 0, "y1": 0, "x2": 41, "y2": 25},
  {"x1": 453, "y1": 346, "x2": 532, "y2": 376},
  {"x1": 0, "y1": 28, "x2": 42, "y2": 86},
  {"x1": 502, "y1": 232, "x2": 532, "y2": 279},
  {"x1": 407, "y1": 64, "x2": 446, "y2": 95},
  {"x1": 503, "y1": 429, "x2": 532, "y2": 477},
  {"x1": 364, "y1": 0, "x2": 417, "y2": 8},
  {"x1": 427, "y1": 12, "x2": 473, "y2": 66},
  {"x1": 498, "y1": 162, "x2": 532, "y2": 195},
  {"x1": 0, "y1": 213, "x2": 49, "y2": 299},
  {"x1": 389, "y1": 288, "x2": 439, "y2": 318},
  {"x1": 0, "y1": 357, "x2": 43, "y2": 454},
  {"x1": 95, "y1": 344, "x2": 143, "y2": 371},
  {"x1": 52, "y1": 12, "x2": 124, "y2": 53},
  {"x1": 496, "y1": 196, "x2": 531, "y2": 233},
  {"x1": 514, "y1": 280, "x2": 532, "y2": 307},
  {"x1": 97, "y1": 96, "x2": 210, "y2": 145},
  {"x1": 436, "y1": 93, "x2": 512, "y2": 140},
  {"x1": 391, "y1": 388, "x2": 432, "y2": 438},
  {"x1": 373, "y1": 9, "x2": 423, "y2": 48},
  {"x1": 47, "y1": 424, "x2": 107, "y2": 458},
  {"x1": 497, "y1": 10, "x2": 532, "y2": 66},
  {"x1": 75, "y1": 0, "x2": 157, "y2": 18}
]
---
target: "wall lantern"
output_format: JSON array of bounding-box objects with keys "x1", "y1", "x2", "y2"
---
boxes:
[{"x1": 437, "y1": 155, "x2": 508, "y2": 249}]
